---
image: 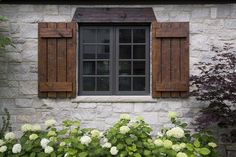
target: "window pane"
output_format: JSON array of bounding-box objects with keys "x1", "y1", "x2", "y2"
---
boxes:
[
  {"x1": 119, "y1": 77, "x2": 131, "y2": 91},
  {"x1": 119, "y1": 61, "x2": 131, "y2": 75},
  {"x1": 83, "y1": 45, "x2": 96, "y2": 59},
  {"x1": 97, "y1": 45, "x2": 109, "y2": 59},
  {"x1": 133, "y1": 45, "x2": 145, "y2": 59},
  {"x1": 83, "y1": 61, "x2": 95, "y2": 75},
  {"x1": 133, "y1": 29, "x2": 145, "y2": 43},
  {"x1": 97, "y1": 77, "x2": 109, "y2": 91},
  {"x1": 83, "y1": 77, "x2": 95, "y2": 91},
  {"x1": 119, "y1": 29, "x2": 131, "y2": 43},
  {"x1": 97, "y1": 61, "x2": 109, "y2": 75},
  {"x1": 97, "y1": 29, "x2": 110, "y2": 43},
  {"x1": 133, "y1": 61, "x2": 145, "y2": 75},
  {"x1": 133, "y1": 77, "x2": 145, "y2": 91},
  {"x1": 119, "y1": 45, "x2": 131, "y2": 59},
  {"x1": 83, "y1": 29, "x2": 96, "y2": 43}
]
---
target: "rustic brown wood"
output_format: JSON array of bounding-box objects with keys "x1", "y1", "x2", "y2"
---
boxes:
[
  {"x1": 38, "y1": 23, "x2": 48, "y2": 98},
  {"x1": 152, "y1": 22, "x2": 189, "y2": 98},
  {"x1": 38, "y1": 22, "x2": 77, "y2": 98},
  {"x1": 152, "y1": 21, "x2": 161, "y2": 98},
  {"x1": 39, "y1": 28, "x2": 72, "y2": 38},
  {"x1": 72, "y1": 8, "x2": 156, "y2": 23},
  {"x1": 57, "y1": 23, "x2": 67, "y2": 98},
  {"x1": 39, "y1": 82, "x2": 72, "y2": 92},
  {"x1": 156, "y1": 82, "x2": 188, "y2": 91},
  {"x1": 66, "y1": 22, "x2": 77, "y2": 98}
]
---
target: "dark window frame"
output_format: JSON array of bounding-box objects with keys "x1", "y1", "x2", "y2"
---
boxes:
[{"x1": 78, "y1": 25, "x2": 150, "y2": 95}]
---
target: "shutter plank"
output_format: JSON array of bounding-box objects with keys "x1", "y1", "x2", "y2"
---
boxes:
[
  {"x1": 57, "y1": 23, "x2": 67, "y2": 98},
  {"x1": 152, "y1": 21, "x2": 161, "y2": 98},
  {"x1": 170, "y1": 23, "x2": 181, "y2": 97},
  {"x1": 66, "y1": 22, "x2": 76, "y2": 98},
  {"x1": 39, "y1": 82, "x2": 72, "y2": 92},
  {"x1": 47, "y1": 23, "x2": 57, "y2": 98},
  {"x1": 39, "y1": 28, "x2": 72, "y2": 38},
  {"x1": 38, "y1": 23, "x2": 48, "y2": 98}
]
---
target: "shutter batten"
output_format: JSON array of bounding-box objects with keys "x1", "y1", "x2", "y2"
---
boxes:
[
  {"x1": 152, "y1": 22, "x2": 189, "y2": 98},
  {"x1": 38, "y1": 22, "x2": 77, "y2": 98}
]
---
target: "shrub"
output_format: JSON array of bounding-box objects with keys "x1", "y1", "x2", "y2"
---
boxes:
[
  {"x1": 0, "y1": 108, "x2": 12, "y2": 139},
  {"x1": 0, "y1": 112, "x2": 217, "y2": 157}
]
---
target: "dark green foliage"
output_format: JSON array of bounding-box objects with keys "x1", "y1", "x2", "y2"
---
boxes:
[
  {"x1": 0, "y1": 15, "x2": 14, "y2": 49},
  {"x1": 0, "y1": 108, "x2": 12, "y2": 138}
]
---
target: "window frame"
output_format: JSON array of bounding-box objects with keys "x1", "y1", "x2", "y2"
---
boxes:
[{"x1": 78, "y1": 24, "x2": 150, "y2": 96}]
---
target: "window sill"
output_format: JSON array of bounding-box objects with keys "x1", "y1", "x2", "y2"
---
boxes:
[{"x1": 71, "y1": 96, "x2": 157, "y2": 103}]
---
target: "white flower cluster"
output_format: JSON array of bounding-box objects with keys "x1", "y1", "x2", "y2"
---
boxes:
[
  {"x1": 40, "y1": 138, "x2": 53, "y2": 154},
  {"x1": 4, "y1": 132, "x2": 16, "y2": 140},
  {"x1": 12, "y1": 144, "x2": 21, "y2": 154},
  {"x1": 168, "y1": 111, "x2": 178, "y2": 119},
  {"x1": 176, "y1": 152, "x2": 188, "y2": 157},
  {"x1": 0, "y1": 145, "x2": 7, "y2": 153},
  {"x1": 120, "y1": 114, "x2": 130, "y2": 120},
  {"x1": 166, "y1": 127, "x2": 185, "y2": 139},
  {"x1": 21, "y1": 124, "x2": 41, "y2": 132},
  {"x1": 80, "y1": 135, "x2": 92, "y2": 146},
  {"x1": 45, "y1": 119, "x2": 56, "y2": 127},
  {"x1": 119, "y1": 126, "x2": 130, "y2": 134},
  {"x1": 110, "y1": 146, "x2": 118, "y2": 155},
  {"x1": 91, "y1": 129, "x2": 102, "y2": 138}
]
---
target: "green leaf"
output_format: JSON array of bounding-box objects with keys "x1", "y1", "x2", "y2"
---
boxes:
[
  {"x1": 79, "y1": 152, "x2": 88, "y2": 157},
  {"x1": 134, "y1": 153, "x2": 142, "y2": 157},
  {"x1": 199, "y1": 148, "x2": 211, "y2": 155},
  {"x1": 144, "y1": 150, "x2": 151, "y2": 156},
  {"x1": 194, "y1": 140, "x2": 200, "y2": 148},
  {"x1": 30, "y1": 152, "x2": 36, "y2": 157},
  {"x1": 186, "y1": 144, "x2": 194, "y2": 151}
]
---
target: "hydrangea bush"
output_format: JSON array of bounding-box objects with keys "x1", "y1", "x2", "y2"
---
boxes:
[{"x1": 0, "y1": 112, "x2": 217, "y2": 157}]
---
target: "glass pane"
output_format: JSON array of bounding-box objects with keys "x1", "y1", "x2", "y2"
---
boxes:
[
  {"x1": 83, "y1": 45, "x2": 96, "y2": 59},
  {"x1": 119, "y1": 61, "x2": 131, "y2": 75},
  {"x1": 83, "y1": 77, "x2": 95, "y2": 91},
  {"x1": 119, "y1": 77, "x2": 131, "y2": 91},
  {"x1": 97, "y1": 77, "x2": 109, "y2": 91},
  {"x1": 119, "y1": 45, "x2": 131, "y2": 59},
  {"x1": 83, "y1": 29, "x2": 96, "y2": 43},
  {"x1": 133, "y1": 77, "x2": 145, "y2": 91},
  {"x1": 97, "y1": 29, "x2": 110, "y2": 43},
  {"x1": 97, "y1": 45, "x2": 109, "y2": 59},
  {"x1": 83, "y1": 61, "x2": 95, "y2": 75},
  {"x1": 133, "y1": 29, "x2": 145, "y2": 43},
  {"x1": 119, "y1": 29, "x2": 131, "y2": 43},
  {"x1": 97, "y1": 61, "x2": 109, "y2": 75},
  {"x1": 133, "y1": 45, "x2": 145, "y2": 59},
  {"x1": 133, "y1": 61, "x2": 145, "y2": 75}
]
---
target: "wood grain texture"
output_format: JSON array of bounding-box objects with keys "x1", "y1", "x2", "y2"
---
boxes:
[
  {"x1": 152, "y1": 22, "x2": 189, "y2": 98},
  {"x1": 39, "y1": 28, "x2": 72, "y2": 38},
  {"x1": 38, "y1": 22, "x2": 77, "y2": 98}
]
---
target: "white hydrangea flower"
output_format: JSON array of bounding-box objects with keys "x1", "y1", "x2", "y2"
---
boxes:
[
  {"x1": 208, "y1": 142, "x2": 217, "y2": 148},
  {"x1": 40, "y1": 138, "x2": 50, "y2": 148},
  {"x1": 5, "y1": 132, "x2": 16, "y2": 140},
  {"x1": 154, "y1": 139, "x2": 163, "y2": 147},
  {"x1": 172, "y1": 144, "x2": 181, "y2": 152},
  {"x1": 136, "y1": 115, "x2": 144, "y2": 121},
  {"x1": 180, "y1": 143, "x2": 186, "y2": 149},
  {"x1": 119, "y1": 126, "x2": 130, "y2": 134},
  {"x1": 176, "y1": 152, "x2": 188, "y2": 157},
  {"x1": 91, "y1": 129, "x2": 101, "y2": 138},
  {"x1": 80, "y1": 135, "x2": 92, "y2": 146},
  {"x1": 64, "y1": 153, "x2": 68, "y2": 157},
  {"x1": 163, "y1": 140, "x2": 173, "y2": 148},
  {"x1": 0, "y1": 139, "x2": 5, "y2": 146},
  {"x1": 44, "y1": 146, "x2": 54, "y2": 154},
  {"x1": 21, "y1": 124, "x2": 33, "y2": 132},
  {"x1": 120, "y1": 114, "x2": 131, "y2": 120},
  {"x1": 29, "y1": 134, "x2": 38, "y2": 140},
  {"x1": 110, "y1": 146, "x2": 118, "y2": 155},
  {"x1": 157, "y1": 132, "x2": 164, "y2": 137},
  {"x1": 102, "y1": 142, "x2": 112, "y2": 148},
  {"x1": 12, "y1": 144, "x2": 22, "y2": 154},
  {"x1": 168, "y1": 112, "x2": 178, "y2": 119},
  {"x1": 32, "y1": 124, "x2": 41, "y2": 131},
  {"x1": 0, "y1": 146, "x2": 7, "y2": 153},
  {"x1": 45, "y1": 119, "x2": 56, "y2": 127},
  {"x1": 166, "y1": 127, "x2": 185, "y2": 139},
  {"x1": 47, "y1": 131, "x2": 57, "y2": 137}
]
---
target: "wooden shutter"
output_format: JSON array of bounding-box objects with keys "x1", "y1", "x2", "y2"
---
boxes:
[
  {"x1": 152, "y1": 22, "x2": 189, "y2": 98},
  {"x1": 38, "y1": 22, "x2": 76, "y2": 98}
]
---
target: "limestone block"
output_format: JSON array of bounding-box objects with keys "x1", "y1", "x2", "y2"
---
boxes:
[
  {"x1": 73, "y1": 109, "x2": 97, "y2": 121},
  {"x1": 0, "y1": 87, "x2": 18, "y2": 98},
  {"x1": 217, "y1": 5, "x2": 231, "y2": 18},
  {"x1": 225, "y1": 19, "x2": 236, "y2": 29},
  {"x1": 141, "y1": 112, "x2": 158, "y2": 125},
  {"x1": 59, "y1": 5, "x2": 71, "y2": 15},
  {"x1": 44, "y1": 5, "x2": 59, "y2": 15},
  {"x1": 20, "y1": 24, "x2": 37, "y2": 39},
  {"x1": 7, "y1": 53, "x2": 22, "y2": 63},
  {"x1": 113, "y1": 103, "x2": 133, "y2": 113},
  {"x1": 97, "y1": 105, "x2": 112, "y2": 118},
  {"x1": 191, "y1": 8, "x2": 210, "y2": 19},
  {"x1": 22, "y1": 40, "x2": 37, "y2": 61},
  {"x1": 78, "y1": 103, "x2": 97, "y2": 109},
  {"x1": 19, "y1": 81, "x2": 37, "y2": 95}
]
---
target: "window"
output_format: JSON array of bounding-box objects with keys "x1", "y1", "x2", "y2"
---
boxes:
[{"x1": 79, "y1": 26, "x2": 150, "y2": 95}]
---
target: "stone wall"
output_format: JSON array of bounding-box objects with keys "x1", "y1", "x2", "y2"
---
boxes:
[{"x1": 0, "y1": 5, "x2": 236, "y2": 155}]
